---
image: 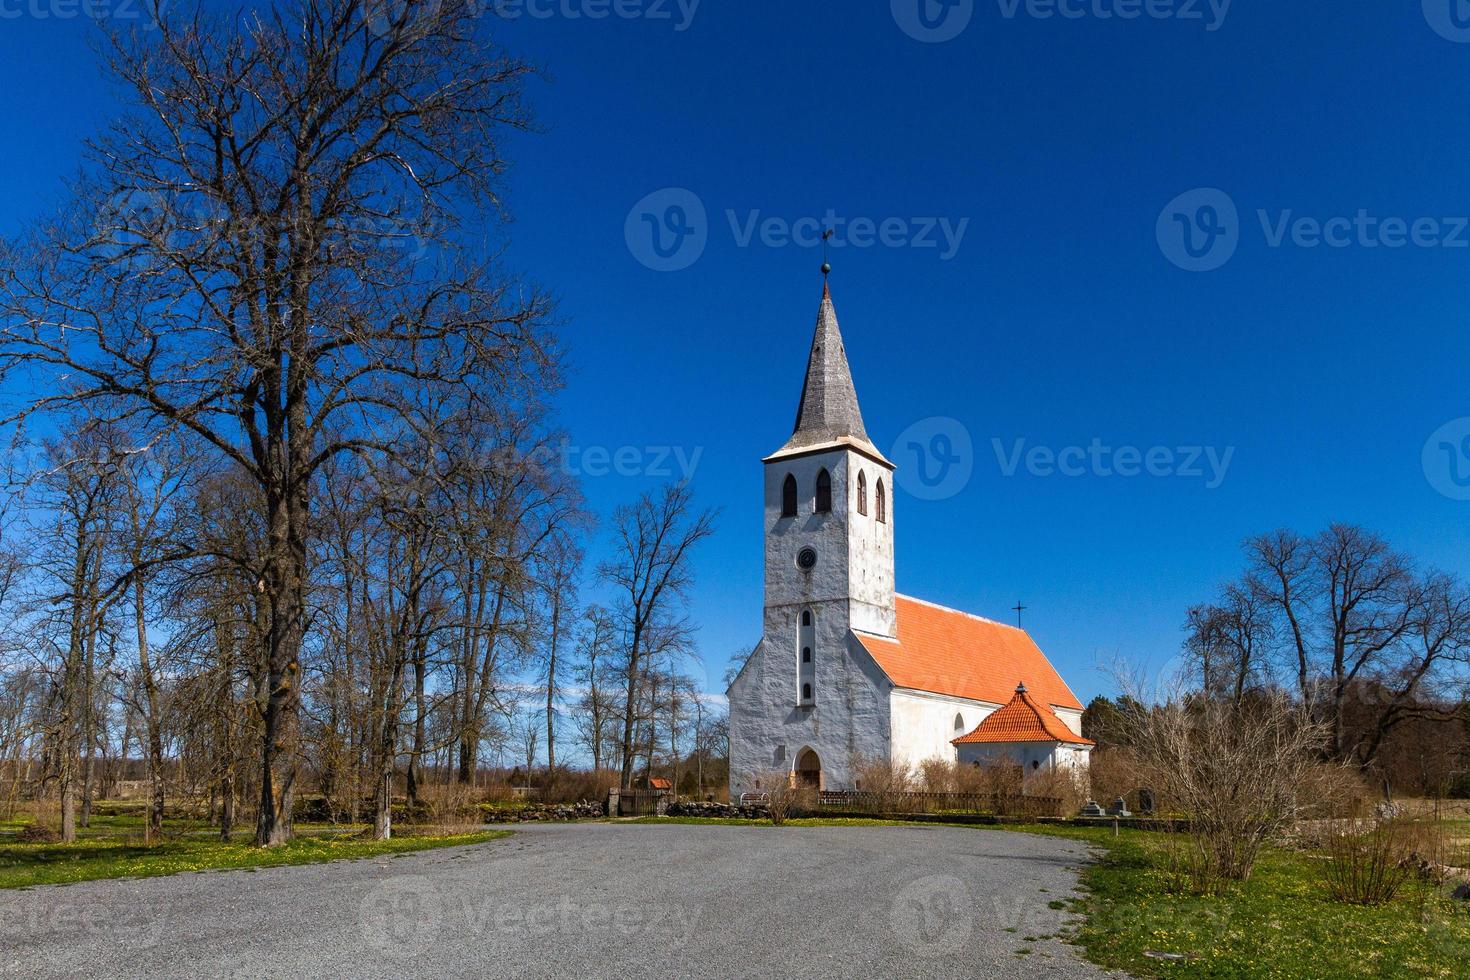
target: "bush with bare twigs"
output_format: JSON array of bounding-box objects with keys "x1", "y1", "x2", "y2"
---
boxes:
[
  {"x1": 539, "y1": 769, "x2": 619, "y2": 805},
  {"x1": 852, "y1": 756, "x2": 923, "y2": 813},
  {"x1": 1085, "y1": 747, "x2": 1146, "y2": 810},
  {"x1": 1319, "y1": 814, "x2": 1453, "y2": 906},
  {"x1": 412, "y1": 782, "x2": 483, "y2": 835},
  {"x1": 1119, "y1": 689, "x2": 1328, "y2": 894},
  {"x1": 760, "y1": 773, "x2": 816, "y2": 825},
  {"x1": 1024, "y1": 766, "x2": 1085, "y2": 816}
]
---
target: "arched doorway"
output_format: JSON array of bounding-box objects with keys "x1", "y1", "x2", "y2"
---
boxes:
[{"x1": 795, "y1": 747, "x2": 821, "y2": 789}]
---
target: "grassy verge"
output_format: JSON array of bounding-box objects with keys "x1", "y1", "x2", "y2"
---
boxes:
[
  {"x1": 0, "y1": 831, "x2": 510, "y2": 890},
  {"x1": 0, "y1": 805, "x2": 511, "y2": 889},
  {"x1": 1013, "y1": 823, "x2": 1470, "y2": 979}
]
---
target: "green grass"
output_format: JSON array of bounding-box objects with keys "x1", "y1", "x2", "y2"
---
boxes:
[
  {"x1": 1018, "y1": 824, "x2": 1470, "y2": 979},
  {"x1": 0, "y1": 804, "x2": 511, "y2": 889},
  {"x1": 0, "y1": 829, "x2": 510, "y2": 889}
]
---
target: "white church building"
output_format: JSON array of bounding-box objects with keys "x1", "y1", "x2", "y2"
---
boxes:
[{"x1": 727, "y1": 282, "x2": 1093, "y2": 794}]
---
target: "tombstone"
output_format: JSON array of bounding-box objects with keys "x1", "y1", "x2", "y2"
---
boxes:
[
  {"x1": 1452, "y1": 883, "x2": 1470, "y2": 903},
  {"x1": 1079, "y1": 799, "x2": 1106, "y2": 818},
  {"x1": 1107, "y1": 796, "x2": 1132, "y2": 818},
  {"x1": 1138, "y1": 788, "x2": 1156, "y2": 815}
]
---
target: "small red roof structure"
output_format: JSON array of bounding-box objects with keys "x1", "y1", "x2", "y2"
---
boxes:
[
  {"x1": 647, "y1": 777, "x2": 673, "y2": 791},
  {"x1": 953, "y1": 683, "x2": 1095, "y2": 747},
  {"x1": 854, "y1": 596, "x2": 1083, "y2": 712}
]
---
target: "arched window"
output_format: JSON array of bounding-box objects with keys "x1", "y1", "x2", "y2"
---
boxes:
[
  {"x1": 802, "y1": 682, "x2": 813, "y2": 702},
  {"x1": 815, "y1": 469, "x2": 832, "y2": 513},
  {"x1": 954, "y1": 713, "x2": 965, "y2": 734},
  {"x1": 857, "y1": 471, "x2": 868, "y2": 516},
  {"x1": 781, "y1": 474, "x2": 798, "y2": 518},
  {"x1": 802, "y1": 647, "x2": 812, "y2": 664},
  {"x1": 876, "y1": 478, "x2": 887, "y2": 524},
  {"x1": 801, "y1": 610, "x2": 811, "y2": 627}
]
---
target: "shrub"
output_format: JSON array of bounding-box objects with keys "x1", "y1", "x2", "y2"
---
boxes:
[
  {"x1": 1120, "y1": 690, "x2": 1327, "y2": 894},
  {"x1": 413, "y1": 782, "x2": 483, "y2": 834},
  {"x1": 1085, "y1": 747, "x2": 1145, "y2": 810},
  {"x1": 1025, "y1": 766, "x2": 1085, "y2": 816},
  {"x1": 917, "y1": 756, "x2": 957, "y2": 793},
  {"x1": 1318, "y1": 814, "x2": 1450, "y2": 906},
  {"x1": 761, "y1": 773, "x2": 815, "y2": 825},
  {"x1": 538, "y1": 769, "x2": 618, "y2": 805},
  {"x1": 479, "y1": 781, "x2": 519, "y2": 805},
  {"x1": 852, "y1": 756, "x2": 921, "y2": 813}
]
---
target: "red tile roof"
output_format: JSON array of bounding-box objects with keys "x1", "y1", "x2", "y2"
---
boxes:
[
  {"x1": 952, "y1": 685, "x2": 1095, "y2": 746},
  {"x1": 854, "y1": 595, "x2": 1083, "y2": 712}
]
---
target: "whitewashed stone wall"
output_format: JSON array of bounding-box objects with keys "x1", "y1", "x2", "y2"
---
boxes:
[
  {"x1": 887, "y1": 688, "x2": 1001, "y2": 774},
  {"x1": 728, "y1": 633, "x2": 892, "y2": 794},
  {"x1": 1053, "y1": 706, "x2": 1084, "y2": 738}
]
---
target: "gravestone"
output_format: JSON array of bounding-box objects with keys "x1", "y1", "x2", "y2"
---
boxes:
[
  {"x1": 1107, "y1": 796, "x2": 1132, "y2": 818},
  {"x1": 1138, "y1": 788, "x2": 1156, "y2": 815},
  {"x1": 1079, "y1": 799, "x2": 1106, "y2": 818}
]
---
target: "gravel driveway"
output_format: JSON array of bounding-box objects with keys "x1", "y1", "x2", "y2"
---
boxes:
[{"x1": 0, "y1": 822, "x2": 1119, "y2": 978}]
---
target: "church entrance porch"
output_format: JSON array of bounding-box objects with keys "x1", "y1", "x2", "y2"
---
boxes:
[{"x1": 795, "y1": 748, "x2": 822, "y2": 789}]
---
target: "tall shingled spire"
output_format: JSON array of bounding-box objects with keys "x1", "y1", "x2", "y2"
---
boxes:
[{"x1": 768, "y1": 280, "x2": 889, "y2": 463}]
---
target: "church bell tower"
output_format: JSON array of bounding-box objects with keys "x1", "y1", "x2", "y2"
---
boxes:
[{"x1": 761, "y1": 279, "x2": 896, "y2": 707}]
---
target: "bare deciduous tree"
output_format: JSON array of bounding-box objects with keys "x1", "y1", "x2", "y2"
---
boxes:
[
  {"x1": 598, "y1": 482, "x2": 717, "y2": 790},
  {"x1": 0, "y1": 1, "x2": 551, "y2": 844}
]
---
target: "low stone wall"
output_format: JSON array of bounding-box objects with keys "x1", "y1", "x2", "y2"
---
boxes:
[
  {"x1": 481, "y1": 800, "x2": 605, "y2": 823},
  {"x1": 666, "y1": 800, "x2": 769, "y2": 819}
]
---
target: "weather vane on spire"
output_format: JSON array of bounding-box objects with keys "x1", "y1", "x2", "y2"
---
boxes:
[{"x1": 821, "y1": 227, "x2": 834, "y2": 277}]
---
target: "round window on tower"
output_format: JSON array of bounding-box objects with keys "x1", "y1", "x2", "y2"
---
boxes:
[{"x1": 796, "y1": 547, "x2": 818, "y2": 571}]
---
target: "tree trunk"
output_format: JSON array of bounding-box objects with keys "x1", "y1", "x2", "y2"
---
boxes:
[
  {"x1": 255, "y1": 502, "x2": 306, "y2": 846},
  {"x1": 407, "y1": 648, "x2": 426, "y2": 808},
  {"x1": 133, "y1": 560, "x2": 165, "y2": 842},
  {"x1": 545, "y1": 595, "x2": 561, "y2": 775}
]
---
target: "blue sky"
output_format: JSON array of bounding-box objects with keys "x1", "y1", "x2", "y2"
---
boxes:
[{"x1": 3, "y1": 2, "x2": 1470, "y2": 706}]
